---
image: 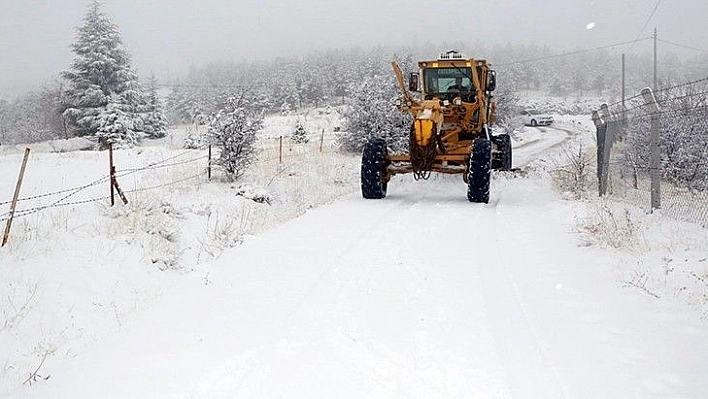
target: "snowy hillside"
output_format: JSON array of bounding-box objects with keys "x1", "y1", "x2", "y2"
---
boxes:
[
  {"x1": 0, "y1": 108, "x2": 358, "y2": 393},
  {"x1": 1, "y1": 109, "x2": 707, "y2": 397}
]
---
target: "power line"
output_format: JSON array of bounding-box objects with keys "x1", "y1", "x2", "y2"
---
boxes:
[
  {"x1": 629, "y1": 0, "x2": 662, "y2": 53},
  {"x1": 496, "y1": 38, "x2": 652, "y2": 67},
  {"x1": 658, "y1": 39, "x2": 708, "y2": 54}
]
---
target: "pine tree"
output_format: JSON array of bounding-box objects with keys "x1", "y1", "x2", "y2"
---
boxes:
[
  {"x1": 61, "y1": 1, "x2": 147, "y2": 146},
  {"x1": 142, "y1": 75, "x2": 169, "y2": 139},
  {"x1": 290, "y1": 120, "x2": 309, "y2": 144},
  {"x1": 208, "y1": 96, "x2": 262, "y2": 181},
  {"x1": 95, "y1": 94, "x2": 142, "y2": 148}
]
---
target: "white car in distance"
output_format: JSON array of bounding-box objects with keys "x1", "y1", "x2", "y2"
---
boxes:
[{"x1": 521, "y1": 109, "x2": 553, "y2": 127}]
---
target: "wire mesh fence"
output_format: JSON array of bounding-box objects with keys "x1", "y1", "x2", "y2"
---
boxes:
[{"x1": 595, "y1": 79, "x2": 708, "y2": 227}]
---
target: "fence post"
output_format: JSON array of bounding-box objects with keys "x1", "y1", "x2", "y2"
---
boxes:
[
  {"x1": 592, "y1": 110, "x2": 608, "y2": 196},
  {"x1": 279, "y1": 136, "x2": 283, "y2": 163},
  {"x1": 3, "y1": 148, "x2": 30, "y2": 247},
  {"x1": 108, "y1": 143, "x2": 128, "y2": 206},
  {"x1": 319, "y1": 129, "x2": 325, "y2": 153},
  {"x1": 641, "y1": 88, "x2": 661, "y2": 211},
  {"x1": 208, "y1": 144, "x2": 212, "y2": 181},
  {"x1": 109, "y1": 143, "x2": 115, "y2": 206}
]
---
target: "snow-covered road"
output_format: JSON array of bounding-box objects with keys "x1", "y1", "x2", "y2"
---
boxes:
[{"x1": 27, "y1": 126, "x2": 708, "y2": 398}]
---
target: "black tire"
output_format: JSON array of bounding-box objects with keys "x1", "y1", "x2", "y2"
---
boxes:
[
  {"x1": 530, "y1": 119, "x2": 537, "y2": 127},
  {"x1": 361, "y1": 138, "x2": 388, "y2": 199},
  {"x1": 492, "y1": 134, "x2": 512, "y2": 171},
  {"x1": 467, "y1": 138, "x2": 491, "y2": 203}
]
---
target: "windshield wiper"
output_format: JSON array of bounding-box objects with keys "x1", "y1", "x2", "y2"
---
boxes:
[{"x1": 450, "y1": 63, "x2": 472, "y2": 81}]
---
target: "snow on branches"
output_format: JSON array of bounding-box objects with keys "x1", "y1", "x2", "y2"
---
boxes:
[
  {"x1": 338, "y1": 74, "x2": 411, "y2": 153},
  {"x1": 209, "y1": 96, "x2": 263, "y2": 181},
  {"x1": 61, "y1": 1, "x2": 167, "y2": 147},
  {"x1": 290, "y1": 121, "x2": 309, "y2": 144}
]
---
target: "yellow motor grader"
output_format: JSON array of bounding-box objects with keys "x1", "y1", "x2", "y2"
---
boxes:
[{"x1": 360, "y1": 50, "x2": 511, "y2": 203}]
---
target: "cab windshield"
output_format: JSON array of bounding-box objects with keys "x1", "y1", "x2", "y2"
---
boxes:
[{"x1": 422, "y1": 67, "x2": 473, "y2": 95}]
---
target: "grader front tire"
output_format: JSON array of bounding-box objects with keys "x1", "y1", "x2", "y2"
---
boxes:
[{"x1": 467, "y1": 139, "x2": 491, "y2": 203}]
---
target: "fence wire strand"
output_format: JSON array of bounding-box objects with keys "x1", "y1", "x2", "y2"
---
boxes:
[{"x1": 2, "y1": 132, "x2": 344, "y2": 224}]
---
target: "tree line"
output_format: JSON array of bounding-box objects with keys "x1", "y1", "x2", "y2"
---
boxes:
[{"x1": 1, "y1": 1, "x2": 706, "y2": 151}]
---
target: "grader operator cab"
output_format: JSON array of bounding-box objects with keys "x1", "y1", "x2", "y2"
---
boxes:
[{"x1": 360, "y1": 50, "x2": 511, "y2": 203}]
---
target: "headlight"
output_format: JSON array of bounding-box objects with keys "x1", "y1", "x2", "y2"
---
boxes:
[{"x1": 454, "y1": 98, "x2": 462, "y2": 106}]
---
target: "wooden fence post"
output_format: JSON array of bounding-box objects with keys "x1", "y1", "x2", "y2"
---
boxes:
[
  {"x1": 208, "y1": 144, "x2": 212, "y2": 181},
  {"x1": 108, "y1": 143, "x2": 128, "y2": 206},
  {"x1": 2, "y1": 148, "x2": 30, "y2": 247},
  {"x1": 319, "y1": 129, "x2": 325, "y2": 153},
  {"x1": 109, "y1": 143, "x2": 115, "y2": 206}
]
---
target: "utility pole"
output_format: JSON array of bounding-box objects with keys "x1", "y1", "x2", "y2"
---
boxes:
[
  {"x1": 653, "y1": 28, "x2": 658, "y2": 91},
  {"x1": 621, "y1": 54, "x2": 626, "y2": 108}
]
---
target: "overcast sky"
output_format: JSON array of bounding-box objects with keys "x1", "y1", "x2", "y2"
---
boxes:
[{"x1": 1, "y1": 0, "x2": 706, "y2": 95}]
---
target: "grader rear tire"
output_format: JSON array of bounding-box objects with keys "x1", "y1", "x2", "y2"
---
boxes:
[
  {"x1": 492, "y1": 134, "x2": 512, "y2": 171},
  {"x1": 361, "y1": 138, "x2": 388, "y2": 199}
]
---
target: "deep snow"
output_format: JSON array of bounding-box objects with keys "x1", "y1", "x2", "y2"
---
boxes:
[{"x1": 1, "y1": 108, "x2": 707, "y2": 398}]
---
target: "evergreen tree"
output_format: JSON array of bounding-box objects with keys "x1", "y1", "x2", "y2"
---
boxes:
[
  {"x1": 208, "y1": 96, "x2": 262, "y2": 181},
  {"x1": 95, "y1": 94, "x2": 142, "y2": 148},
  {"x1": 290, "y1": 120, "x2": 309, "y2": 143},
  {"x1": 142, "y1": 75, "x2": 169, "y2": 139},
  {"x1": 61, "y1": 1, "x2": 147, "y2": 146}
]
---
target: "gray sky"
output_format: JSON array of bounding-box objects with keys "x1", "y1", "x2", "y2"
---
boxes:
[{"x1": 1, "y1": 0, "x2": 706, "y2": 95}]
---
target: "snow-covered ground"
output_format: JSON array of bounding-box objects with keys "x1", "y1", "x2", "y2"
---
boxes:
[{"x1": 1, "y1": 108, "x2": 707, "y2": 397}]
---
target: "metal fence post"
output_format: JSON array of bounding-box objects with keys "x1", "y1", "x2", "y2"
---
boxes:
[{"x1": 641, "y1": 87, "x2": 661, "y2": 211}]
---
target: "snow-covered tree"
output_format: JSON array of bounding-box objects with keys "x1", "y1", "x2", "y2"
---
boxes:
[
  {"x1": 94, "y1": 94, "x2": 143, "y2": 148},
  {"x1": 61, "y1": 1, "x2": 149, "y2": 146},
  {"x1": 0, "y1": 99, "x2": 7, "y2": 144},
  {"x1": 338, "y1": 74, "x2": 411, "y2": 153},
  {"x1": 142, "y1": 75, "x2": 169, "y2": 139},
  {"x1": 0, "y1": 86, "x2": 66, "y2": 145},
  {"x1": 183, "y1": 128, "x2": 205, "y2": 149},
  {"x1": 208, "y1": 96, "x2": 262, "y2": 180},
  {"x1": 290, "y1": 120, "x2": 309, "y2": 143}
]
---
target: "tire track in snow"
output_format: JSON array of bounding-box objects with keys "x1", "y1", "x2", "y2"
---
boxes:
[
  {"x1": 477, "y1": 198, "x2": 573, "y2": 398},
  {"x1": 513, "y1": 125, "x2": 579, "y2": 168}
]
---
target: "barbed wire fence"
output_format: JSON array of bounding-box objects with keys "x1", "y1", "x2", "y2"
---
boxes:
[
  {"x1": 1, "y1": 127, "x2": 352, "y2": 245},
  {"x1": 593, "y1": 78, "x2": 708, "y2": 227}
]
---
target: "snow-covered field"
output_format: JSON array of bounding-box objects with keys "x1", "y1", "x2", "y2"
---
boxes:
[{"x1": 1, "y1": 107, "x2": 707, "y2": 397}]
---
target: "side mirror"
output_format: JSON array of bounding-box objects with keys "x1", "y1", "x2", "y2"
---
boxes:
[
  {"x1": 487, "y1": 70, "x2": 496, "y2": 92},
  {"x1": 408, "y1": 73, "x2": 419, "y2": 92}
]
